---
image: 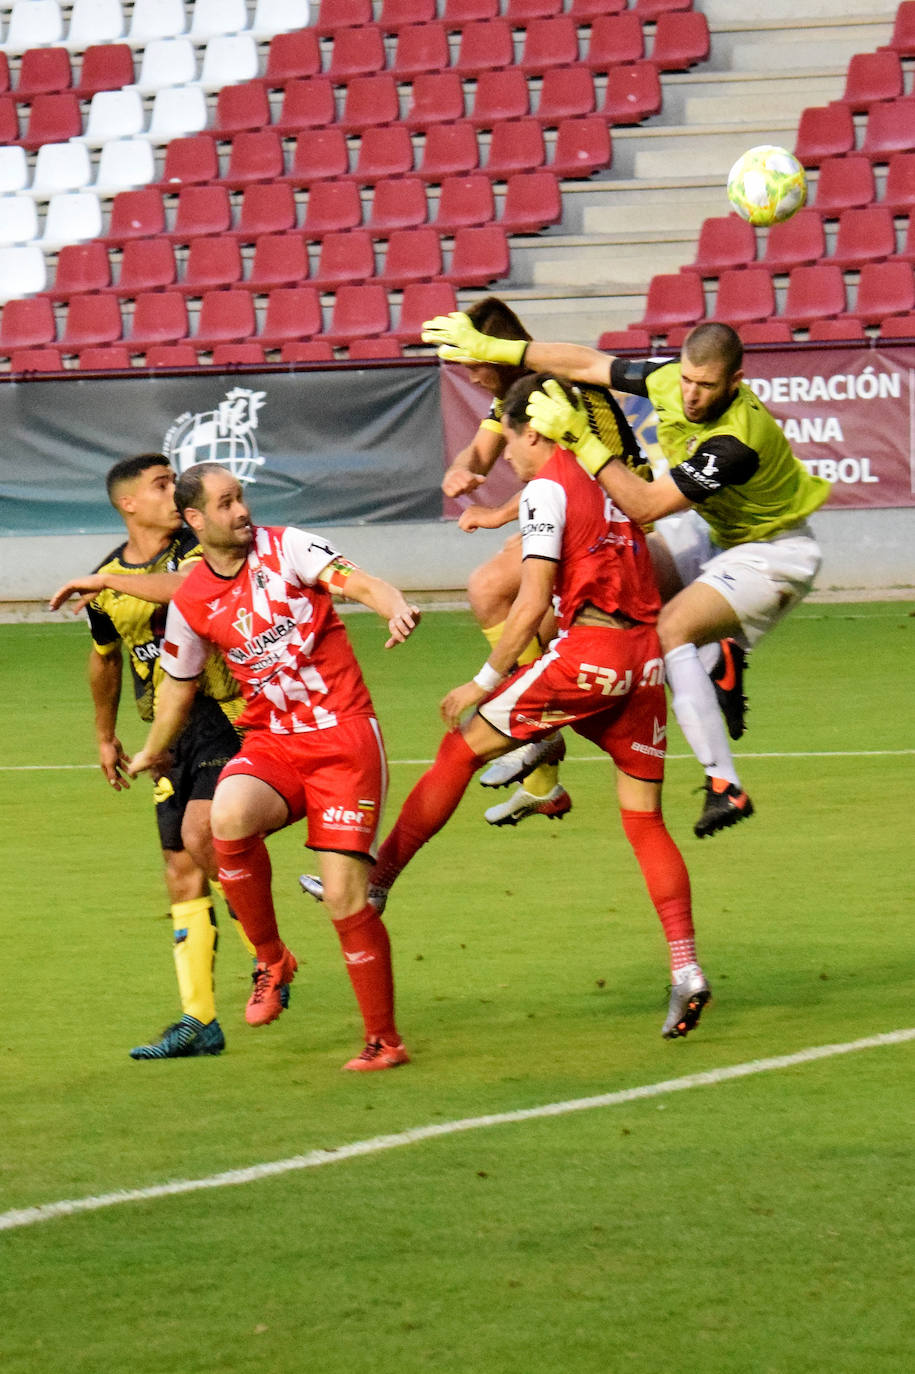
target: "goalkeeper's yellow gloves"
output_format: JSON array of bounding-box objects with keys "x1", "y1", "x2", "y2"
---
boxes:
[
  {"x1": 525, "y1": 378, "x2": 614, "y2": 476},
  {"x1": 421, "y1": 311, "x2": 528, "y2": 367}
]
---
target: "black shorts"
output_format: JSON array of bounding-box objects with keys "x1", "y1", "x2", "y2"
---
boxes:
[{"x1": 155, "y1": 695, "x2": 241, "y2": 852}]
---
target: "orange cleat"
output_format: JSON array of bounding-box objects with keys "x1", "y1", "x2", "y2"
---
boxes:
[
  {"x1": 246, "y1": 947, "x2": 298, "y2": 1026},
  {"x1": 343, "y1": 1039, "x2": 410, "y2": 1072}
]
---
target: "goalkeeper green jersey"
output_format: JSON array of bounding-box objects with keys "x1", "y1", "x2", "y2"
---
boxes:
[{"x1": 610, "y1": 358, "x2": 830, "y2": 548}]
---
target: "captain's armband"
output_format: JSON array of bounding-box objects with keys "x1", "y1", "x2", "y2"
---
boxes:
[{"x1": 320, "y1": 556, "x2": 359, "y2": 593}]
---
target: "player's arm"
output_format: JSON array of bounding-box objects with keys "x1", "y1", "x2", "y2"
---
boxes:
[
  {"x1": 442, "y1": 423, "x2": 506, "y2": 499},
  {"x1": 422, "y1": 311, "x2": 614, "y2": 387},
  {"x1": 50, "y1": 568, "x2": 189, "y2": 614},
  {"x1": 317, "y1": 557, "x2": 421, "y2": 648},
  {"x1": 88, "y1": 645, "x2": 132, "y2": 791},
  {"x1": 440, "y1": 555, "x2": 556, "y2": 730},
  {"x1": 127, "y1": 673, "x2": 199, "y2": 778},
  {"x1": 458, "y1": 491, "x2": 522, "y2": 533}
]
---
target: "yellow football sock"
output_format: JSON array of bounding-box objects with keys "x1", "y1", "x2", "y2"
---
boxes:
[
  {"x1": 211, "y1": 879, "x2": 256, "y2": 957},
  {"x1": 480, "y1": 622, "x2": 555, "y2": 797},
  {"x1": 171, "y1": 897, "x2": 218, "y2": 1024}
]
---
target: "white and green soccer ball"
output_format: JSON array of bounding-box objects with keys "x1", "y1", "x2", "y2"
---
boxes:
[{"x1": 726, "y1": 145, "x2": 807, "y2": 226}]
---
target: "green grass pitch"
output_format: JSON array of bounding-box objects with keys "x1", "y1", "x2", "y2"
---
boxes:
[{"x1": 1, "y1": 602, "x2": 913, "y2": 1374}]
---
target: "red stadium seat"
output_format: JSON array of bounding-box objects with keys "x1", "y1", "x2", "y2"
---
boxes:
[
  {"x1": 144, "y1": 343, "x2": 200, "y2": 367},
  {"x1": 686, "y1": 215, "x2": 757, "y2": 277},
  {"x1": 379, "y1": 0, "x2": 437, "y2": 31},
  {"x1": 60, "y1": 294, "x2": 124, "y2": 351},
  {"x1": 285, "y1": 128, "x2": 350, "y2": 185},
  {"x1": 881, "y1": 1, "x2": 915, "y2": 56},
  {"x1": 312, "y1": 230, "x2": 376, "y2": 288},
  {"x1": 586, "y1": 13, "x2": 644, "y2": 69},
  {"x1": 551, "y1": 116, "x2": 611, "y2": 179},
  {"x1": 390, "y1": 23, "x2": 451, "y2": 79},
  {"x1": 417, "y1": 121, "x2": 480, "y2": 181},
  {"x1": 500, "y1": 169, "x2": 562, "y2": 232},
  {"x1": 211, "y1": 343, "x2": 267, "y2": 366},
  {"x1": 506, "y1": 0, "x2": 562, "y2": 20},
  {"x1": 404, "y1": 72, "x2": 465, "y2": 130},
  {"x1": 247, "y1": 233, "x2": 310, "y2": 290},
  {"x1": 445, "y1": 224, "x2": 510, "y2": 287},
  {"x1": 111, "y1": 238, "x2": 177, "y2": 296},
  {"x1": 393, "y1": 281, "x2": 458, "y2": 341},
  {"x1": 10, "y1": 346, "x2": 64, "y2": 372},
  {"x1": 0, "y1": 96, "x2": 20, "y2": 145},
  {"x1": 738, "y1": 320, "x2": 794, "y2": 345},
  {"x1": 45, "y1": 241, "x2": 111, "y2": 300},
  {"x1": 600, "y1": 61, "x2": 662, "y2": 125},
  {"x1": 829, "y1": 206, "x2": 896, "y2": 269},
  {"x1": 340, "y1": 75, "x2": 400, "y2": 135},
  {"x1": 596, "y1": 327, "x2": 651, "y2": 352},
  {"x1": 165, "y1": 186, "x2": 232, "y2": 244},
  {"x1": 794, "y1": 104, "x2": 856, "y2": 168},
  {"x1": 780, "y1": 264, "x2": 846, "y2": 328},
  {"x1": 861, "y1": 98, "x2": 915, "y2": 162},
  {"x1": 179, "y1": 236, "x2": 244, "y2": 294},
  {"x1": 536, "y1": 65, "x2": 595, "y2": 126},
  {"x1": 650, "y1": 10, "x2": 709, "y2": 70},
  {"x1": 348, "y1": 336, "x2": 404, "y2": 359},
  {"x1": 761, "y1": 208, "x2": 826, "y2": 273},
  {"x1": 470, "y1": 68, "x2": 530, "y2": 128},
  {"x1": 838, "y1": 50, "x2": 904, "y2": 112},
  {"x1": 634, "y1": 0, "x2": 693, "y2": 17},
  {"x1": 219, "y1": 130, "x2": 285, "y2": 189},
  {"x1": 274, "y1": 78, "x2": 336, "y2": 135},
  {"x1": 15, "y1": 46, "x2": 73, "y2": 99},
  {"x1": 193, "y1": 290, "x2": 257, "y2": 349},
  {"x1": 233, "y1": 183, "x2": 298, "y2": 241},
  {"x1": 634, "y1": 271, "x2": 705, "y2": 334},
  {"x1": 280, "y1": 340, "x2": 336, "y2": 362},
  {"x1": 367, "y1": 176, "x2": 428, "y2": 234},
  {"x1": 21, "y1": 92, "x2": 83, "y2": 151},
  {"x1": 569, "y1": 0, "x2": 626, "y2": 21},
  {"x1": 881, "y1": 151, "x2": 915, "y2": 212},
  {"x1": 454, "y1": 20, "x2": 514, "y2": 78},
  {"x1": 519, "y1": 17, "x2": 580, "y2": 76},
  {"x1": 485, "y1": 118, "x2": 546, "y2": 178},
  {"x1": 877, "y1": 313, "x2": 915, "y2": 339},
  {"x1": 711, "y1": 268, "x2": 776, "y2": 326},
  {"x1": 262, "y1": 29, "x2": 322, "y2": 86},
  {"x1": 102, "y1": 189, "x2": 166, "y2": 246},
  {"x1": 353, "y1": 125, "x2": 416, "y2": 182},
  {"x1": 432, "y1": 172, "x2": 495, "y2": 231},
  {"x1": 213, "y1": 81, "x2": 272, "y2": 136},
  {"x1": 303, "y1": 181, "x2": 364, "y2": 237},
  {"x1": 314, "y1": 0, "x2": 374, "y2": 35},
  {"x1": 810, "y1": 155, "x2": 876, "y2": 215},
  {"x1": 77, "y1": 345, "x2": 132, "y2": 370},
  {"x1": 0, "y1": 296, "x2": 57, "y2": 354},
  {"x1": 158, "y1": 134, "x2": 220, "y2": 189},
  {"x1": 0, "y1": 53, "x2": 9, "y2": 96},
  {"x1": 74, "y1": 44, "x2": 136, "y2": 98},
  {"x1": 807, "y1": 318, "x2": 866, "y2": 342},
  {"x1": 442, "y1": 0, "x2": 499, "y2": 25},
  {"x1": 377, "y1": 226, "x2": 442, "y2": 286},
  {"x1": 327, "y1": 25, "x2": 386, "y2": 81},
  {"x1": 844, "y1": 259, "x2": 915, "y2": 324},
  {"x1": 128, "y1": 292, "x2": 191, "y2": 347},
  {"x1": 258, "y1": 286, "x2": 324, "y2": 346},
  {"x1": 324, "y1": 284, "x2": 391, "y2": 345}
]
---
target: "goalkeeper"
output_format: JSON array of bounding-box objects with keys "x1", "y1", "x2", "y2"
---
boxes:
[{"x1": 424, "y1": 313, "x2": 829, "y2": 838}]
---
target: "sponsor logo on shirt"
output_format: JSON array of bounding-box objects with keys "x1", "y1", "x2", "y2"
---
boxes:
[{"x1": 227, "y1": 615, "x2": 296, "y2": 664}]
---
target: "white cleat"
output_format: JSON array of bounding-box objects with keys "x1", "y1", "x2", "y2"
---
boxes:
[
  {"x1": 298, "y1": 873, "x2": 389, "y2": 914},
  {"x1": 661, "y1": 964, "x2": 710, "y2": 1039},
  {"x1": 479, "y1": 732, "x2": 566, "y2": 789},
  {"x1": 484, "y1": 784, "x2": 572, "y2": 827}
]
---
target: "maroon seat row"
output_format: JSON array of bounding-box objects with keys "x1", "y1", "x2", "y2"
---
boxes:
[
  {"x1": 687, "y1": 205, "x2": 915, "y2": 277},
  {"x1": 315, "y1": 0, "x2": 693, "y2": 34}
]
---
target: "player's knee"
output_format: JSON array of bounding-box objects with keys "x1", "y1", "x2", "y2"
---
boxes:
[
  {"x1": 467, "y1": 558, "x2": 516, "y2": 625},
  {"x1": 162, "y1": 847, "x2": 208, "y2": 902}
]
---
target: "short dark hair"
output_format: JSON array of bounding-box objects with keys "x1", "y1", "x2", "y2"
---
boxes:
[
  {"x1": 683, "y1": 322, "x2": 743, "y2": 375},
  {"x1": 465, "y1": 295, "x2": 532, "y2": 344},
  {"x1": 174, "y1": 461, "x2": 227, "y2": 516},
  {"x1": 105, "y1": 452, "x2": 171, "y2": 506},
  {"x1": 500, "y1": 372, "x2": 576, "y2": 434}
]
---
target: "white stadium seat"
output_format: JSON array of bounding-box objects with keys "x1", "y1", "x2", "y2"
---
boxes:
[
  {"x1": 4, "y1": 1, "x2": 63, "y2": 52},
  {"x1": 66, "y1": 0, "x2": 126, "y2": 50},
  {"x1": 199, "y1": 33, "x2": 259, "y2": 93},
  {"x1": 145, "y1": 84, "x2": 208, "y2": 143},
  {"x1": 0, "y1": 243, "x2": 47, "y2": 302},
  {"x1": 0, "y1": 145, "x2": 29, "y2": 195},
  {"x1": 30, "y1": 140, "x2": 93, "y2": 198},
  {"x1": 93, "y1": 137, "x2": 156, "y2": 196},
  {"x1": 0, "y1": 194, "x2": 39, "y2": 244},
  {"x1": 128, "y1": 0, "x2": 187, "y2": 46},
  {"x1": 135, "y1": 36, "x2": 198, "y2": 94},
  {"x1": 79, "y1": 87, "x2": 146, "y2": 146},
  {"x1": 40, "y1": 189, "x2": 103, "y2": 250},
  {"x1": 190, "y1": 0, "x2": 249, "y2": 41},
  {"x1": 250, "y1": 0, "x2": 311, "y2": 41}
]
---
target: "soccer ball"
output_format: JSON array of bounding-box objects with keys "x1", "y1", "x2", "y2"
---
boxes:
[{"x1": 726, "y1": 145, "x2": 807, "y2": 227}]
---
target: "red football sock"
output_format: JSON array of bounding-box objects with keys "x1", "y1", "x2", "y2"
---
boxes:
[
  {"x1": 212, "y1": 834, "x2": 284, "y2": 964},
  {"x1": 373, "y1": 730, "x2": 480, "y2": 891},
  {"x1": 333, "y1": 903, "x2": 399, "y2": 1044},
  {"x1": 619, "y1": 809, "x2": 696, "y2": 971}
]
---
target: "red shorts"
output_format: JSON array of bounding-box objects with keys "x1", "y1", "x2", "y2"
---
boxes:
[
  {"x1": 218, "y1": 715, "x2": 388, "y2": 857},
  {"x1": 478, "y1": 624, "x2": 667, "y2": 781}
]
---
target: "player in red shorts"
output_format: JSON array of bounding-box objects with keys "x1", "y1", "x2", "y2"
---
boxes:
[
  {"x1": 128, "y1": 461, "x2": 421, "y2": 1072},
  {"x1": 306, "y1": 373, "x2": 711, "y2": 1039}
]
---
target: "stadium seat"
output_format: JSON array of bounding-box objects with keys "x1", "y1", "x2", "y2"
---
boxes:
[
  {"x1": 59, "y1": 293, "x2": 124, "y2": 350},
  {"x1": 569, "y1": 0, "x2": 626, "y2": 21},
  {"x1": 348, "y1": 336, "x2": 404, "y2": 359},
  {"x1": 446, "y1": 223, "x2": 510, "y2": 287},
  {"x1": 323, "y1": 283, "x2": 390, "y2": 345},
  {"x1": 40, "y1": 189, "x2": 102, "y2": 249},
  {"x1": 794, "y1": 104, "x2": 856, "y2": 167},
  {"x1": 127, "y1": 0, "x2": 188, "y2": 45},
  {"x1": 738, "y1": 320, "x2": 794, "y2": 345},
  {"x1": 810, "y1": 155, "x2": 877, "y2": 215},
  {"x1": 830, "y1": 206, "x2": 897, "y2": 270},
  {"x1": 213, "y1": 81, "x2": 271, "y2": 137},
  {"x1": 519, "y1": 16, "x2": 580, "y2": 76},
  {"x1": 838, "y1": 50, "x2": 904, "y2": 112},
  {"x1": 634, "y1": 271, "x2": 706, "y2": 334},
  {"x1": 179, "y1": 236, "x2": 244, "y2": 294},
  {"x1": 366, "y1": 176, "x2": 428, "y2": 234},
  {"x1": 393, "y1": 281, "x2": 458, "y2": 341},
  {"x1": 30, "y1": 140, "x2": 92, "y2": 198},
  {"x1": 0, "y1": 145, "x2": 28, "y2": 195},
  {"x1": 881, "y1": 1, "x2": 915, "y2": 56},
  {"x1": 22, "y1": 92, "x2": 83, "y2": 150},
  {"x1": 780, "y1": 263, "x2": 846, "y2": 328},
  {"x1": 711, "y1": 267, "x2": 776, "y2": 326},
  {"x1": 128, "y1": 291, "x2": 191, "y2": 347},
  {"x1": 146, "y1": 84, "x2": 209, "y2": 144},
  {"x1": 377, "y1": 226, "x2": 442, "y2": 287},
  {"x1": 135, "y1": 36, "x2": 197, "y2": 93},
  {"x1": 10, "y1": 346, "x2": 64, "y2": 372},
  {"x1": 302, "y1": 181, "x2": 363, "y2": 237},
  {"x1": 165, "y1": 186, "x2": 232, "y2": 244},
  {"x1": 404, "y1": 72, "x2": 466, "y2": 131},
  {"x1": 634, "y1": 0, "x2": 693, "y2": 17},
  {"x1": 340, "y1": 75, "x2": 401, "y2": 135},
  {"x1": 191, "y1": 0, "x2": 250, "y2": 41},
  {"x1": 551, "y1": 116, "x2": 611, "y2": 178},
  {"x1": 102, "y1": 188, "x2": 165, "y2": 246},
  {"x1": 506, "y1": 0, "x2": 562, "y2": 21},
  {"x1": 285, "y1": 128, "x2": 350, "y2": 185},
  {"x1": 93, "y1": 138, "x2": 156, "y2": 197},
  {"x1": 312, "y1": 229, "x2": 376, "y2": 288},
  {"x1": 0, "y1": 194, "x2": 39, "y2": 246},
  {"x1": 280, "y1": 339, "x2": 335, "y2": 362},
  {"x1": 596, "y1": 327, "x2": 651, "y2": 352},
  {"x1": 880, "y1": 151, "x2": 915, "y2": 212},
  {"x1": 45, "y1": 239, "x2": 111, "y2": 299},
  {"x1": 432, "y1": 172, "x2": 494, "y2": 231},
  {"x1": 210, "y1": 343, "x2": 267, "y2": 367},
  {"x1": 470, "y1": 68, "x2": 530, "y2": 128},
  {"x1": 877, "y1": 312, "x2": 915, "y2": 339},
  {"x1": 586, "y1": 14, "x2": 644, "y2": 70},
  {"x1": 79, "y1": 87, "x2": 144, "y2": 146},
  {"x1": 250, "y1": 0, "x2": 311, "y2": 41},
  {"x1": 0, "y1": 54, "x2": 11, "y2": 97},
  {"x1": 379, "y1": 0, "x2": 437, "y2": 32},
  {"x1": 761, "y1": 207, "x2": 826, "y2": 273},
  {"x1": 485, "y1": 118, "x2": 545, "y2": 178},
  {"x1": 14, "y1": 46, "x2": 72, "y2": 99},
  {"x1": 77, "y1": 344, "x2": 132, "y2": 370},
  {"x1": 314, "y1": 0, "x2": 373, "y2": 36},
  {"x1": 499, "y1": 169, "x2": 562, "y2": 232},
  {"x1": 353, "y1": 125, "x2": 415, "y2": 182},
  {"x1": 390, "y1": 23, "x2": 451, "y2": 79},
  {"x1": 0, "y1": 242, "x2": 46, "y2": 301},
  {"x1": 0, "y1": 97, "x2": 20, "y2": 145},
  {"x1": 5, "y1": 1, "x2": 64, "y2": 52},
  {"x1": 454, "y1": 20, "x2": 514, "y2": 78},
  {"x1": 442, "y1": 0, "x2": 499, "y2": 26},
  {"x1": 193, "y1": 290, "x2": 257, "y2": 349},
  {"x1": 247, "y1": 233, "x2": 309, "y2": 291},
  {"x1": 327, "y1": 26, "x2": 386, "y2": 82},
  {"x1": 0, "y1": 295, "x2": 56, "y2": 354},
  {"x1": 274, "y1": 78, "x2": 337, "y2": 135},
  {"x1": 262, "y1": 29, "x2": 321, "y2": 86},
  {"x1": 600, "y1": 61, "x2": 662, "y2": 125},
  {"x1": 536, "y1": 65, "x2": 595, "y2": 125},
  {"x1": 74, "y1": 43, "x2": 135, "y2": 98},
  {"x1": 158, "y1": 135, "x2": 220, "y2": 189},
  {"x1": 66, "y1": 0, "x2": 125, "y2": 49},
  {"x1": 650, "y1": 10, "x2": 710, "y2": 70},
  {"x1": 861, "y1": 98, "x2": 915, "y2": 162},
  {"x1": 417, "y1": 121, "x2": 480, "y2": 181},
  {"x1": 894, "y1": 214, "x2": 915, "y2": 262},
  {"x1": 843, "y1": 259, "x2": 915, "y2": 324},
  {"x1": 686, "y1": 215, "x2": 757, "y2": 277},
  {"x1": 218, "y1": 130, "x2": 285, "y2": 190},
  {"x1": 233, "y1": 183, "x2": 298, "y2": 241},
  {"x1": 807, "y1": 318, "x2": 866, "y2": 342},
  {"x1": 144, "y1": 342, "x2": 199, "y2": 367},
  {"x1": 111, "y1": 236, "x2": 176, "y2": 295}
]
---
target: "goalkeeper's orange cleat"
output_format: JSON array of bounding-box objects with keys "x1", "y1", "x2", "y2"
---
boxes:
[
  {"x1": 343, "y1": 1039, "x2": 410, "y2": 1072},
  {"x1": 246, "y1": 947, "x2": 298, "y2": 1026}
]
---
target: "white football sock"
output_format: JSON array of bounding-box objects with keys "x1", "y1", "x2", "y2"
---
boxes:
[{"x1": 664, "y1": 642, "x2": 740, "y2": 787}]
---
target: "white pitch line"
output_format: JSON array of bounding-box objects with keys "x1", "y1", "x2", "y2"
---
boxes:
[{"x1": 3, "y1": 1027, "x2": 912, "y2": 1234}]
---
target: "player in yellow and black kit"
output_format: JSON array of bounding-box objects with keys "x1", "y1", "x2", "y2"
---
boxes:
[{"x1": 51, "y1": 453, "x2": 254, "y2": 1059}]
